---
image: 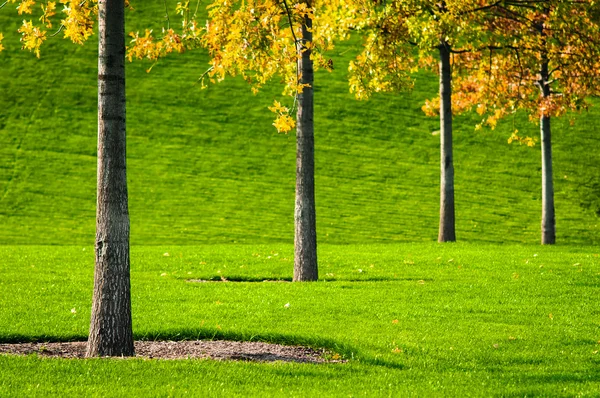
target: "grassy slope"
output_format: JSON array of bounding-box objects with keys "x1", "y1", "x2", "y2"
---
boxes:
[
  {"x1": 1, "y1": 5, "x2": 599, "y2": 246},
  {"x1": 1, "y1": 3, "x2": 600, "y2": 397},
  {"x1": 1, "y1": 244, "x2": 599, "y2": 396}
]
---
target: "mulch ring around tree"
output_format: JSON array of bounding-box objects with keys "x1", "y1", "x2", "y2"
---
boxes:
[{"x1": 0, "y1": 341, "x2": 344, "y2": 363}]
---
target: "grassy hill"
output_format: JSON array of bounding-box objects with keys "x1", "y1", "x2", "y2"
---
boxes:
[
  {"x1": 2, "y1": 5, "x2": 600, "y2": 397},
  {"x1": 1, "y1": 4, "x2": 599, "y2": 247}
]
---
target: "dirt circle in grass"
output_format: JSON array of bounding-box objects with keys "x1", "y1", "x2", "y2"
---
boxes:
[{"x1": 0, "y1": 341, "x2": 341, "y2": 363}]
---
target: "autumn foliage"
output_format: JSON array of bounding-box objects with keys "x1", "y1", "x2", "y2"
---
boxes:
[{"x1": 2, "y1": 0, "x2": 600, "y2": 245}]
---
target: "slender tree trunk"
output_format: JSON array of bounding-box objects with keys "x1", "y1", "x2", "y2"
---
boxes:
[
  {"x1": 438, "y1": 41, "x2": 456, "y2": 242},
  {"x1": 540, "y1": 59, "x2": 555, "y2": 244},
  {"x1": 293, "y1": 3, "x2": 318, "y2": 282},
  {"x1": 86, "y1": 0, "x2": 134, "y2": 357}
]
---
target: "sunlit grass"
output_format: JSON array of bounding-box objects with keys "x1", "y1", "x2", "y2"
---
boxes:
[
  {"x1": 1, "y1": 6, "x2": 599, "y2": 246},
  {"x1": 1, "y1": 3, "x2": 600, "y2": 396},
  {"x1": 1, "y1": 244, "x2": 599, "y2": 395}
]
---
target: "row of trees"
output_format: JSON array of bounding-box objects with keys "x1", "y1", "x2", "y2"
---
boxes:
[
  {"x1": 130, "y1": 0, "x2": 600, "y2": 270},
  {"x1": 1, "y1": 0, "x2": 599, "y2": 357}
]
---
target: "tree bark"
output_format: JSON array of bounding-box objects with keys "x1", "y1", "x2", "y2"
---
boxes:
[
  {"x1": 540, "y1": 59, "x2": 556, "y2": 244},
  {"x1": 438, "y1": 41, "x2": 456, "y2": 242},
  {"x1": 86, "y1": 0, "x2": 134, "y2": 357},
  {"x1": 293, "y1": 3, "x2": 318, "y2": 282}
]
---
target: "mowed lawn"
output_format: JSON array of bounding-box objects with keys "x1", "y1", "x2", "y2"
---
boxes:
[
  {"x1": 1, "y1": 6, "x2": 600, "y2": 246},
  {"x1": 1, "y1": 3, "x2": 600, "y2": 397},
  {"x1": 1, "y1": 244, "x2": 599, "y2": 396}
]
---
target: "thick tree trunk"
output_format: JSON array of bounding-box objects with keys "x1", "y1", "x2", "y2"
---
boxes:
[
  {"x1": 86, "y1": 0, "x2": 134, "y2": 357},
  {"x1": 540, "y1": 59, "x2": 556, "y2": 245},
  {"x1": 438, "y1": 42, "x2": 456, "y2": 242},
  {"x1": 293, "y1": 4, "x2": 318, "y2": 282}
]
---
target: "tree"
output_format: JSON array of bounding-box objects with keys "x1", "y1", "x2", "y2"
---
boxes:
[
  {"x1": 293, "y1": 0, "x2": 318, "y2": 281},
  {"x1": 338, "y1": 0, "x2": 497, "y2": 243},
  {"x1": 129, "y1": 0, "x2": 346, "y2": 280},
  {"x1": 452, "y1": 1, "x2": 600, "y2": 244},
  {"x1": 204, "y1": 0, "x2": 330, "y2": 281},
  {"x1": 87, "y1": 0, "x2": 134, "y2": 357},
  {"x1": 1, "y1": 0, "x2": 135, "y2": 356}
]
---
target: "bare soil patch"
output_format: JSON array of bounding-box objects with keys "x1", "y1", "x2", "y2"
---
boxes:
[{"x1": 0, "y1": 340, "x2": 340, "y2": 363}]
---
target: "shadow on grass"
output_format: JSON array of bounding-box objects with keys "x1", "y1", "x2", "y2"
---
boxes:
[
  {"x1": 0, "y1": 329, "x2": 403, "y2": 370},
  {"x1": 501, "y1": 371, "x2": 600, "y2": 397},
  {"x1": 183, "y1": 275, "x2": 432, "y2": 283}
]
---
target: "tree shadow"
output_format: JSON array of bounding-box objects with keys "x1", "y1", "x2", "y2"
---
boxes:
[
  {"x1": 500, "y1": 371, "x2": 600, "y2": 397},
  {"x1": 0, "y1": 329, "x2": 404, "y2": 369},
  {"x1": 184, "y1": 275, "x2": 432, "y2": 283}
]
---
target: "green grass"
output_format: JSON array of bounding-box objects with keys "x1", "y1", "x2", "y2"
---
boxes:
[
  {"x1": 1, "y1": 244, "x2": 600, "y2": 396},
  {"x1": 1, "y1": 5, "x2": 599, "y2": 246},
  {"x1": 2, "y1": 3, "x2": 600, "y2": 396}
]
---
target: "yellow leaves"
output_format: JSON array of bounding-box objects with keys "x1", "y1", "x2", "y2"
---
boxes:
[
  {"x1": 17, "y1": 0, "x2": 36, "y2": 15},
  {"x1": 293, "y1": 74, "x2": 311, "y2": 94},
  {"x1": 0, "y1": 33, "x2": 4, "y2": 52},
  {"x1": 127, "y1": 28, "x2": 185, "y2": 65},
  {"x1": 268, "y1": 100, "x2": 287, "y2": 114},
  {"x1": 18, "y1": 20, "x2": 46, "y2": 57},
  {"x1": 60, "y1": 0, "x2": 96, "y2": 45},
  {"x1": 269, "y1": 100, "x2": 295, "y2": 133},
  {"x1": 273, "y1": 114, "x2": 296, "y2": 134},
  {"x1": 421, "y1": 99, "x2": 439, "y2": 117},
  {"x1": 2, "y1": 0, "x2": 97, "y2": 57},
  {"x1": 127, "y1": 29, "x2": 156, "y2": 61},
  {"x1": 175, "y1": 1, "x2": 189, "y2": 16},
  {"x1": 348, "y1": 29, "x2": 415, "y2": 100},
  {"x1": 163, "y1": 28, "x2": 185, "y2": 53},
  {"x1": 199, "y1": 0, "x2": 345, "y2": 132},
  {"x1": 508, "y1": 131, "x2": 537, "y2": 147},
  {"x1": 293, "y1": 2, "x2": 314, "y2": 20},
  {"x1": 40, "y1": 1, "x2": 56, "y2": 28}
]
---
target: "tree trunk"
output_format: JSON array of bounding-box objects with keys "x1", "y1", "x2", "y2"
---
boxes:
[
  {"x1": 86, "y1": 0, "x2": 134, "y2": 357},
  {"x1": 293, "y1": 3, "x2": 318, "y2": 282},
  {"x1": 540, "y1": 59, "x2": 556, "y2": 244},
  {"x1": 438, "y1": 41, "x2": 456, "y2": 242}
]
